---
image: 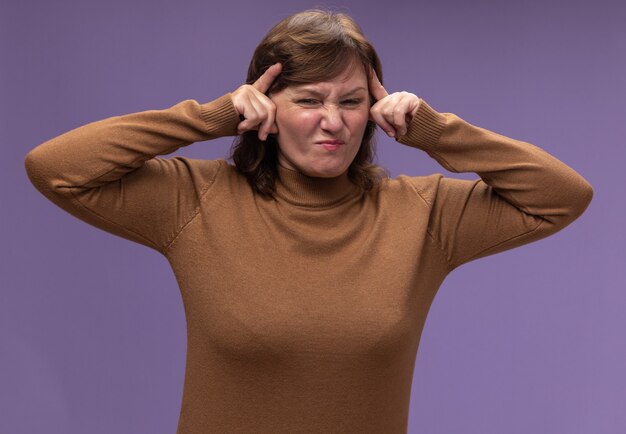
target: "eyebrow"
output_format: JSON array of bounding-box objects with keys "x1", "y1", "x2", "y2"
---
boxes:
[{"x1": 294, "y1": 86, "x2": 367, "y2": 98}]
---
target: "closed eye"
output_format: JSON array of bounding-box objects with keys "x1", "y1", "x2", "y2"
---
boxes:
[
  {"x1": 297, "y1": 99, "x2": 321, "y2": 106},
  {"x1": 295, "y1": 98, "x2": 363, "y2": 107}
]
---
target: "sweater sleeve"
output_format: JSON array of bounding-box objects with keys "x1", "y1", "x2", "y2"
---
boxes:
[
  {"x1": 24, "y1": 93, "x2": 240, "y2": 255},
  {"x1": 398, "y1": 99, "x2": 593, "y2": 270}
]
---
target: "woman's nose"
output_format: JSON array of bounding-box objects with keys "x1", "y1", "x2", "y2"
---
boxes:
[{"x1": 320, "y1": 105, "x2": 344, "y2": 132}]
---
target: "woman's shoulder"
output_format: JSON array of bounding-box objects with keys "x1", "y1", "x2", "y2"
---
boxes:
[
  {"x1": 148, "y1": 157, "x2": 247, "y2": 190},
  {"x1": 376, "y1": 173, "x2": 444, "y2": 206},
  {"x1": 376, "y1": 173, "x2": 481, "y2": 207},
  {"x1": 157, "y1": 156, "x2": 232, "y2": 176}
]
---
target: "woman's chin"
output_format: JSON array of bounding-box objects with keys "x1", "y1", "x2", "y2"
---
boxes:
[
  {"x1": 300, "y1": 165, "x2": 347, "y2": 178},
  {"x1": 280, "y1": 154, "x2": 349, "y2": 178}
]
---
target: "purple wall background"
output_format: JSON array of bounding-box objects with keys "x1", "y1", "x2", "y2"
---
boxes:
[{"x1": 2, "y1": 0, "x2": 624, "y2": 432}]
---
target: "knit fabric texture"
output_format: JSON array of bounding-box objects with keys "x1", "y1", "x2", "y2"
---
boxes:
[{"x1": 25, "y1": 93, "x2": 593, "y2": 433}]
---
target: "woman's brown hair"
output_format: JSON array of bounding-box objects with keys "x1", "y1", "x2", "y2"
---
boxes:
[{"x1": 230, "y1": 9, "x2": 389, "y2": 196}]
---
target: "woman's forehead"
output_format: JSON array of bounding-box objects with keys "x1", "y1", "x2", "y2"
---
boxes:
[{"x1": 288, "y1": 64, "x2": 368, "y2": 94}]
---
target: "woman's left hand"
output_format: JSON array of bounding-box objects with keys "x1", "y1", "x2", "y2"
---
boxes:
[{"x1": 368, "y1": 68, "x2": 421, "y2": 138}]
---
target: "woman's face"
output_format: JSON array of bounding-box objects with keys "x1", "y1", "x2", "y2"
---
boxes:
[{"x1": 269, "y1": 62, "x2": 370, "y2": 178}]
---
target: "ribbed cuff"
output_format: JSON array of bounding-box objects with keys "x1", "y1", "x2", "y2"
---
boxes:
[
  {"x1": 198, "y1": 93, "x2": 240, "y2": 137},
  {"x1": 397, "y1": 98, "x2": 447, "y2": 151}
]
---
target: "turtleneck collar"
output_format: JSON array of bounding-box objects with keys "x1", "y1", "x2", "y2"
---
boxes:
[{"x1": 274, "y1": 164, "x2": 361, "y2": 207}]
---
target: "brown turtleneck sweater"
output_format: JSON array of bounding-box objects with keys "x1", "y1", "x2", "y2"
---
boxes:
[{"x1": 24, "y1": 93, "x2": 593, "y2": 433}]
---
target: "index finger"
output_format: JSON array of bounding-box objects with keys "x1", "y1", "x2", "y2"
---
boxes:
[
  {"x1": 253, "y1": 62, "x2": 283, "y2": 94},
  {"x1": 368, "y1": 67, "x2": 388, "y2": 102}
]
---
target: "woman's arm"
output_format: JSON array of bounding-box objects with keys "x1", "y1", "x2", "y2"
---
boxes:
[
  {"x1": 24, "y1": 94, "x2": 240, "y2": 255},
  {"x1": 24, "y1": 63, "x2": 282, "y2": 255},
  {"x1": 368, "y1": 69, "x2": 593, "y2": 269},
  {"x1": 398, "y1": 99, "x2": 593, "y2": 269}
]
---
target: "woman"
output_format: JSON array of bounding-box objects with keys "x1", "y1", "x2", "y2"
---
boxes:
[{"x1": 24, "y1": 9, "x2": 592, "y2": 434}]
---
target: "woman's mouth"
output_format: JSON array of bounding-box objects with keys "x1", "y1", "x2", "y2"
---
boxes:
[{"x1": 317, "y1": 140, "x2": 345, "y2": 151}]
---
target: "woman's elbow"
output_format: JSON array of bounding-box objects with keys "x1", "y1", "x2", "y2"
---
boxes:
[
  {"x1": 571, "y1": 176, "x2": 594, "y2": 219},
  {"x1": 550, "y1": 175, "x2": 594, "y2": 227},
  {"x1": 24, "y1": 148, "x2": 44, "y2": 186},
  {"x1": 24, "y1": 146, "x2": 56, "y2": 195}
]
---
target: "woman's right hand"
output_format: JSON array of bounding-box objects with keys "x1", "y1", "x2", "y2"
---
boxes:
[{"x1": 231, "y1": 62, "x2": 282, "y2": 141}]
